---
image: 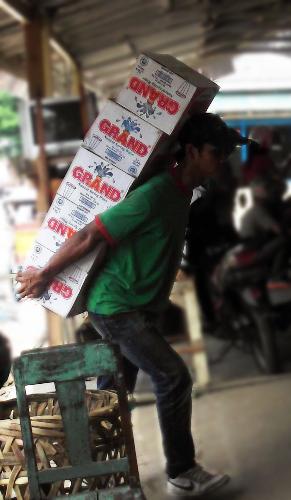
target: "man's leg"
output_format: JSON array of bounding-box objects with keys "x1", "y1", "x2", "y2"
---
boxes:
[
  {"x1": 89, "y1": 311, "x2": 195, "y2": 478},
  {"x1": 89, "y1": 316, "x2": 139, "y2": 393},
  {"x1": 98, "y1": 356, "x2": 139, "y2": 393}
]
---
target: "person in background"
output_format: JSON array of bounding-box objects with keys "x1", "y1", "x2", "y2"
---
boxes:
[
  {"x1": 239, "y1": 173, "x2": 291, "y2": 279},
  {"x1": 16, "y1": 113, "x2": 249, "y2": 498},
  {"x1": 184, "y1": 160, "x2": 238, "y2": 331},
  {"x1": 242, "y1": 142, "x2": 274, "y2": 184},
  {"x1": 239, "y1": 175, "x2": 282, "y2": 242}
]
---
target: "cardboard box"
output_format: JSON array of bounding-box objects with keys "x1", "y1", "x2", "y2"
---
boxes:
[
  {"x1": 29, "y1": 221, "x2": 97, "y2": 274},
  {"x1": 23, "y1": 147, "x2": 134, "y2": 316},
  {"x1": 83, "y1": 100, "x2": 163, "y2": 177},
  {"x1": 24, "y1": 241, "x2": 88, "y2": 316},
  {"x1": 59, "y1": 147, "x2": 133, "y2": 208},
  {"x1": 30, "y1": 148, "x2": 134, "y2": 268},
  {"x1": 25, "y1": 255, "x2": 87, "y2": 316},
  {"x1": 117, "y1": 52, "x2": 219, "y2": 135}
]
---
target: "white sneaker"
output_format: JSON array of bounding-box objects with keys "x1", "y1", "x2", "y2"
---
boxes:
[{"x1": 167, "y1": 464, "x2": 229, "y2": 497}]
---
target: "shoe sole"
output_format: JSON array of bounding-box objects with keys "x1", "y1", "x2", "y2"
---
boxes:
[{"x1": 167, "y1": 474, "x2": 230, "y2": 497}]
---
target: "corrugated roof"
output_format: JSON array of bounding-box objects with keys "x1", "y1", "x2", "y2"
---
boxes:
[{"x1": 1, "y1": 0, "x2": 291, "y2": 97}]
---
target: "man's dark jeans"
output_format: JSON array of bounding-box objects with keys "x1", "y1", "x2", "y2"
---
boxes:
[{"x1": 89, "y1": 311, "x2": 195, "y2": 478}]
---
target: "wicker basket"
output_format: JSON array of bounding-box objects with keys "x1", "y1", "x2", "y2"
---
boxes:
[{"x1": 0, "y1": 390, "x2": 127, "y2": 499}]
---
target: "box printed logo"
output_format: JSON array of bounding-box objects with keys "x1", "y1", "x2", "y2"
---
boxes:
[
  {"x1": 71, "y1": 164, "x2": 121, "y2": 202},
  {"x1": 128, "y1": 76, "x2": 179, "y2": 120},
  {"x1": 96, "y1": 113, "x2": 153, "y2": 175},
  {"x1": 97, "y1": 114, "x2": 150, "y2": 158},
  {"x1": 47, "y1": 217, "x2": 77, "y2": 242},
  {"x1": 83, "y1": 102, "x2": 162, "y2": 177},
  {"x1": 88, "y1": 160, "x2": 114, "y2": 179},
  {"x1": 61, "y1": 150, "x2": 133, "y2": 208}
]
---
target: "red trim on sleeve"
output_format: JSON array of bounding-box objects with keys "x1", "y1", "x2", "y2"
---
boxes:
[{"x1": 95, "y1": 216, "x2": 117, "y2": 246}]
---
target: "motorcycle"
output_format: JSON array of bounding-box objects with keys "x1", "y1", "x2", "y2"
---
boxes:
[
  {"x1": 185, "y1": 173, "x2": 291, "y2": 374},
  {"x1": 207, "y1": 237, "x2": 291, "y2": 374}
]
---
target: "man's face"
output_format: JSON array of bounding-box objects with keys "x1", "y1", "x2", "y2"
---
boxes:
[{"x1": 196, "y1": 143, "x2": 225, "y2": 179}]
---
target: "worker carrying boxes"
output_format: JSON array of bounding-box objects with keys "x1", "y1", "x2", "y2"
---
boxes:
[
  {"x1": 20, "y1": 52, "x2": 219, "y2": 317},
  {"x1": 16, "y1": 48, "x2": 249, "y2": 499}
]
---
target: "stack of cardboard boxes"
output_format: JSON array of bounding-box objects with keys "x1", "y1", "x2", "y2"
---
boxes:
[{"x1": 24, "y1": 52, "x2": 219, "y2": 317}]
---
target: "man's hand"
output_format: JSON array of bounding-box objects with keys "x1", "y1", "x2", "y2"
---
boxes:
[
  {"x1": 15, "y1": 269, "x2": 52, "y2": 300},
  {"x1": 15, "y1": 221, "x2": 107, "y2": 302}
]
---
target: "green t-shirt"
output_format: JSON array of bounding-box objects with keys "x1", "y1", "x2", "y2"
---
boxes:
[{"x1": 86, "y1": 169, "x2": 191, "y2": 315}]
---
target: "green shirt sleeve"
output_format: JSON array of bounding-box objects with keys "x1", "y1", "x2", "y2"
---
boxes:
[{"x1": 96, "y1": 188, "x2": 153, "y2": 244}]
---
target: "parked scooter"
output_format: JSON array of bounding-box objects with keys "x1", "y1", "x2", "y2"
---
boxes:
[
  {"x1": 209, "y1": 240, "x2": 287, "y2": 374},
  {"x1": 186, "y1": 173, "x2": 291, "y2": 374}
]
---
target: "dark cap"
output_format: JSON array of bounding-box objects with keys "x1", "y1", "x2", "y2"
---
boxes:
[{"x1": 177, "y1": 113, "x2": 254, "y2": 159}]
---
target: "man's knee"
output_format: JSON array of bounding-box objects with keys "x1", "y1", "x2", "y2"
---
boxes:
[
  {"x1": 178, "y1": 365, "x2": 193, "y2": 393},
  {"x1": 167, "y1": 361, "x2": 193, "y2": 396}
]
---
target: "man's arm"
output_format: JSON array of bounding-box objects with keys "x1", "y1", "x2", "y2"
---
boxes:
[
  {"x1": 17, "y1": 182, "x2": 153, "y2": 300},
  {"x1": 16, "y1": 221, "x2": 107, "y2": 300}
]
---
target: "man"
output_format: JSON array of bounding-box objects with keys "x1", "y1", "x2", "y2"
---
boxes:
[
  {"x1": 184, "y1": 161, "x2": 238, "y2": 332},
  {"x1": 16, "y1": 113, "x2": 249, "y2": 497}
]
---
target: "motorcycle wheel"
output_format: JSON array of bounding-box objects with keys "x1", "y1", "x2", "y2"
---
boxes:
[{"x1": 249, "y1": 310, "x2": 281, "y2": 374}]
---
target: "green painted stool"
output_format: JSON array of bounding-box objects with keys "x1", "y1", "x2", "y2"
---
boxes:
[{"x1": 13, "y1": 341, "x2": 144, "y2": 499}]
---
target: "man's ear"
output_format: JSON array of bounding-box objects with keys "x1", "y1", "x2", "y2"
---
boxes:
[{"x1": 185, "y1": 143, "x2": 199, "y2": 161}]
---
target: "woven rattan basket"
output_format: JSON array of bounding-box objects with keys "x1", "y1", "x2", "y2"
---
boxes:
[{"x1": 0, "y1": 390, "x2": 127, "y2": 499}]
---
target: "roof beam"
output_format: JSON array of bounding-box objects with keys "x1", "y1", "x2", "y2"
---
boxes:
[
  {"x1": 83, "y1": 36, "x2": 203, "y2": 74},
  {"x1": 211, "y1": 0, "x2": 279, "y2": 19},
  {"x1": 60, "y1": 0, "x2": 160, "y2": 32},
  {"x1": 85, "y1": 58, "x2": 135, "y2": 81},
  {"x1": 0, "y1": 0, "x2": 32, "y2": 23},
  {"x1": 62, "y1": 4, "x2": 205, "y2": 41},
  {"x1": 0, "y1": 0, "x2": 76, "y2": 66},
  {"x1": 41, "y1": 0, "x2": 73, "y2": 8},
  {"x1": 125, "y1": 35, "x2": 139, "y2": 57},
  {"x1": 76, "y1": 21, "x2": 205, "y2": 59},
  {"x1": 81, "y1": 43, "x2": 132, "y2": 67},
  {"x1": 49, "y1": 37, "x2": 75, "y2": 66},
  {"x1": 209, "y1": 46, "x2": 291, "y2": 57},
  {"x1": 85, "y1": 51, "x2": 134, "y2": 73}
]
